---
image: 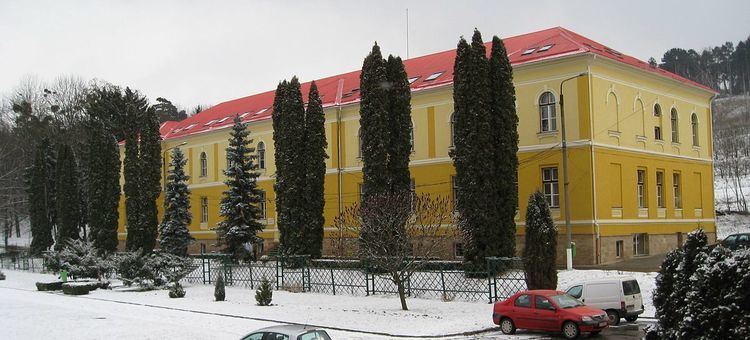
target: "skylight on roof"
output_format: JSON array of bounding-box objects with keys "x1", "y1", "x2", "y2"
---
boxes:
[
  {"x1": 182, "y1": 124, "x2": 197, "y2": 130},
  {"x1": 522, "y1": 48, "x2": 536, "y2": 55},
  {"x1": 537, "y1": 44, "x2": 554, "y2": 52},
  {"x1": 217, "y1": 117, "x2": 229, "y2": 123},
  {"x1": 204, "y1": 120, "x2": 216, "y2": 126},
  {"x1": 424, "y1": 71, "x2": 444, "y2": 81},
  {"x1": 256, "y1": 107, "x2": 268, "y2": 115},
  {"x1": 240, "y1": 112, "x2": 251, "y2": 118},
  {"x1": 408, "y1": 76, "x2": 420, "y2": 84}
]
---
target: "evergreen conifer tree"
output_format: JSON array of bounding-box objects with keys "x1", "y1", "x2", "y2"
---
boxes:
[
  {"x1": 488, "y1": 35, "x2": 519, "y2": 258},
  {"x1": 214, "y1": 273, "x2": 226, "y2": 301},
  {"x1": 84, "y1": 86, "x2": 123, "y2": 255},
  {"x1": 653, "y1": 247, "x2": 683, "y2": 334},
  {"x1": 302, "y1": 81, "x2": 328, "y2": 258},
  {"x1": 255, "y1": 277, "x2": 273, "y2": 306},
  {"x1": 217, "y1": 115, "x2": 263, "y2": 258},
  {"x1": 55, "y1": 143, "x2": 81, "y2": 249},
  {"x1": 273, "y1": 77, "x2": 308, "y2": 255},
  {"x1": 124, "y1": 88, "x2": 147, "y2": 252},
  {"x1": 385, "y1": 55, "x2": 412, "y2": 194},
  {"x1": 451, "y1": 30, "x2": 500, "y2": 270},
  {"x1": 359, "y1": 43, "x2": 391, "y2": 200},
  {"x1": 139, "y1": 106, "x2": 163, "y2": 253},
  {"x1": 27, "y1": 138, "x2": 56, "y2": 254},
  {"x1": 522, "y1": 191, "x2": 557, "y2": 289},
  {"x1": 159, "y1": 147, "x2": 194, "y2": 256}
]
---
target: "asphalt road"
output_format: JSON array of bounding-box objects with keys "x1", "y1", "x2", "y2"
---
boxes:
[{"x1": 461, "y1": 321, "x2": 651, "y2": 339}]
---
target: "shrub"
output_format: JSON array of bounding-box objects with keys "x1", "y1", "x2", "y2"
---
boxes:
[
  {"x1": 255, "y1": 277, "x2": 273, "y2": 306},
  {"x1": 0, "y1": 270, "x2": 5, "y2": 280},
  {"x1": 113, "y1": 252, "x2": 194, "y2": 287},
  {"x1": 169, "y1": 282, "x2": 186, "y2": 298},
  {"x1": 35, "y1": 281, "x2": 63, "y2": 291},
  {"x1": 523, "y1": 191, "x2": 557, "y2": 290},
  {"x1": 44, "y1": 240, "x2": 113, "y2": 280},
  {"x1": 113, "y1": 252, "x2": 147, "y2": 286},
  {"x1": 215, "y1": 273, "x2": 226, "y2": 301},
  {"x1": 61, "y1": 282, "x2": 98, "y2": 295}
]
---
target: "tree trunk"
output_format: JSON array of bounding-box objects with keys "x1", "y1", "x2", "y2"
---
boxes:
[{"x1": 393, "y1": 273, "x2": 409, "y2": 310}]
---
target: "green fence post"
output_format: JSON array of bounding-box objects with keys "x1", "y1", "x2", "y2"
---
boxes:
[
  {"x1": 330, "y1": 268, "x2": 336, "y2": 295},
  {"x1": 440, "y1": 269, "x2": 446, "y2": 299}
]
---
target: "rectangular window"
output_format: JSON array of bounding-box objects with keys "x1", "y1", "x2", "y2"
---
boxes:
[
  {"x1": 656, "y1": 171, "x2": 665, "y2": 208},
  {"x1": 615, "y1": 240, "x2": 624, "y2": 258},
  {"x1": 451, "y1": 176, "x2": 458, "y2": 211},
  {"x1": 654, "y1": 126, "x2": 662, "y2": 140},
  {"x1": 637, "y1": 169, "x2": 647, "y2": 208},
  {"x1": 542, "y1": 167, "x2": 560, "y2": 208},
  {"x1": 259, "y1": 191, "x2": 266, "y2": 219},
  {"x1": 201, "y1": 197, "x2": 208, "y2": 223},
  {"x1": 454, "y1": 243, "x2": 464, "y2": 258},
  {"x1": 632, "y1": 233, "x2": 649, "y2": 256},
  {"x1": 673, "y1": 173, "x2": 682, "y2": 208}
]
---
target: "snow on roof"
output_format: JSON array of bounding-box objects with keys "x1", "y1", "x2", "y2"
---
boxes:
[{"x1": 158, "y1": 27, "x2": 717, "y2": 140}]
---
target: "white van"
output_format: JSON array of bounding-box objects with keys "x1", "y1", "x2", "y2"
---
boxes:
[{"x1": 564, "y1": 277, "x2": 644, "y2": 325}]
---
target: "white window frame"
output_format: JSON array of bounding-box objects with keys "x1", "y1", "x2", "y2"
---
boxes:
[
  {"x1": 200, "y1": 152, "x2": 208, "y2": 177},
  {"x1": 670, "y1": 109, "x2": 679, "y2": 143},
  {"x1": 691, "y1": 113, "x2": 699, "y2": 146},
  {"x1": 257, "y1": 142, "x2": 266, "y2": 169},
  {"x1": 259, "y1": 191, "x2": 266, "y2": 219},
  {"x1": 673, "y1": 173, "x2": 682, "y2": 208},
  {"x1": 637, "y1": 169, "x2": 647, "y2": 208},
  {"x1": 539, "y1": 92, "x2": 557, "y2": 132},
  {"x1": 542, "y1": 167, "x2": 560, "y2": 208},
  {"x1": 201, "y1": 197, "x2": 208, "y2": 223},
  {"x1": 656, "y1": 171, "x2": 665, "y2": 208},
  {"x1": 633, "y1": 233, "x2": 649, "y2": 256}
]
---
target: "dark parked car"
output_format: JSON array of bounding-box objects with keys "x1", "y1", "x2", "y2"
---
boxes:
[
  {"x1": 720, "y1": 233, "x2": 750, "y2": 250},
  {"x1": 493, "y1": 290, "x2": 609, "y2": 339},
  {"x1": 240, "y1": 325, "x2": 332, "y2": 340}
]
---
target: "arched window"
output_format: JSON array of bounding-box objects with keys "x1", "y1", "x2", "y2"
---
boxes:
[
  {"x1": 409, "y1": 121, "x2": 415, "y2": 152},
  {"x1": 357, "y1": 127, "x2": 363, "y2": 158},
  {"x1": 449, "y1": 113, "x2": 456, "y2": 147},
  {"x1": 259, "y1": 191, "x2": 266, "y2": 219},
  {"x1": 670, "y1": 108, "x2": 679, "y2": 143},
  {"x1": 691, "y1": 113, "x2": 699, "y2": 146},
  {"x1": 653, "y1": 104, "x2": 663, "y2": 140},
  {"x1": 539, "y1": 92, "x2": 557, "y2": 132},
  {"x1": 200, "y1": 152, "x2": 207, "y2": 177},
  {"x1": 257, "y1": 142, "x2": 266, "y2": 169}
]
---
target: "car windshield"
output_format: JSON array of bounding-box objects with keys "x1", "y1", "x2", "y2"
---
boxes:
[{"x1": 550, "y1": 294, "x2": 584, "y2": 308}]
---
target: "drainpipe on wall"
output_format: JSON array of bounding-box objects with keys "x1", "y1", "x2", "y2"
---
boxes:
[{"x1": 335, "y1": 79, "x2": 345, "y2": 216}]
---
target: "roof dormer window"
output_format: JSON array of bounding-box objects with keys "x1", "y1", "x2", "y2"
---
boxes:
[
  {"x1": 424, "y1": 71, "x2": 444, "y2": 81},
  {"x1": 522, "y1": 48, "x2": 536, "y2": 55},
  {"x1": 408, "y1": 76, "x2": 420, "y2": 84},
  {"x1": 538, "y1": 44, "x2": 554, "y2": 52}
]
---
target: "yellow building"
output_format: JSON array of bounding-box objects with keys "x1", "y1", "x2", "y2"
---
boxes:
[{"x1": 118, "y1": 27, "x2": 717, "y2": 265}]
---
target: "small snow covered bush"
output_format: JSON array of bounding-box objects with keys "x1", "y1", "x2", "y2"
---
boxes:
[
  {"x1": 113, "y1": 251, "x2": 194, "y2": 288},
  {"x1": 0, "y1": 270, "x2": 5, "y2": 280},
  {"x1": 44, "y1": 240, "x2": 112, "y2": 280},
  {"x1": 215, "y1": 273, "x2": 226, "y2": 301},
  {"x1": 113, "y1": 252, "x2": 147, "y2": 286},
  {"x1": 255, "y1": 277, "x2": 273, "y2": 306},
  {"x1": 169, "y1": 282, "x2": 186, "y2": 298}
]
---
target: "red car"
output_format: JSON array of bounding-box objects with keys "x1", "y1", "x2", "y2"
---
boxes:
[{"x1": 492, "y1": 290, "x2": 609, "y2": 339}]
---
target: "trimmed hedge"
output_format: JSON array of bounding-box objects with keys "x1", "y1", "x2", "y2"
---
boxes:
[
  {"x1": 62, "y1": 282, "x2": 100, "y2": 295},
  {"x1": 36, "y1": 281, "x2": 63, "y2": 291}
]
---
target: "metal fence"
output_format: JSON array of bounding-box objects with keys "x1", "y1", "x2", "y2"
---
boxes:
[
  {"x1": 0, "y1": 251, "x2": 527, "y2": 303},
  {"x1": 187, "y1": 254, "x2": 527, "y2": 303}
]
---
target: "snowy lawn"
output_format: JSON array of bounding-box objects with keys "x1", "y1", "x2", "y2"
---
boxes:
[
  {"x1": 0, "y1": 268, "x2": 655, "y2": 339},
  {"x1": 716, "y1": 213, "x2": 750, "y2": 239}
]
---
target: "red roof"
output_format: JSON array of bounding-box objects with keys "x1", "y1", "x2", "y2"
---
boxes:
[{"x1": 160, "y1": 27, "x2": 716, "y2": 140}]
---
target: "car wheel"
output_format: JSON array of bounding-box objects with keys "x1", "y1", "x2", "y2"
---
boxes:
[
  {"x1": 625, "y1": 315, "x2": 638, "y2": 322},
  {"x1": 499, "y1": 317, "x2": 516, "y2": 335},
  {"x1": 606, "y1": 309, "x2": 621, "y2": 326},
  {"x1": 562, "y1": 321, "x2": 580, "y2": 339}
]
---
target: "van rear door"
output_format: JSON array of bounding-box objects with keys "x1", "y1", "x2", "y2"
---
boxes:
[
  {"x1": 621, "y1": 279, "x2": 643, "y2": 314},
  {"x1": 582, "y1": 282, "x2": 620, "y2": 310}
]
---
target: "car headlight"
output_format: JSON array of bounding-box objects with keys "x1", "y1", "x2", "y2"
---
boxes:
[{"x1": 582, "y1": 316, "x2": 592, "y2": 322}]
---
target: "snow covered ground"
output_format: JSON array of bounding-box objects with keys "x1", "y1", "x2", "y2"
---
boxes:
[
  {"x1": 0, "y1": 269, "x2": 655, "y2": 339},
  {"x1": 715, "y1": 213, "x2": 750, "y2": 239}
]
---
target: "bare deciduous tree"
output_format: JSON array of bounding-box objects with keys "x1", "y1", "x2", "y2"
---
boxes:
[{"x1": 333, "y1": 192, "x2": 455, "y2": 310}]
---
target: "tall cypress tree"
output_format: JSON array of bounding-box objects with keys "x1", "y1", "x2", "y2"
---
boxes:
[
  {"x1": 488, "y1": 35, "x2": 519, "y2": 258},
  {"x1": 523, "y1": 191, "x2": 557, "y2": 290},
  {"x1": 359, "y1": 43, "x2": 391, "y2": 200},
  {"x1": 85, "y1": 86, "x2": 123, "y2": 255},
  {"x1": 385, "y1": 55, "x2": 412, "y2": 194},
  {"x1": 217, "y1": 115, "x2": 263, "y2": 258},
  {"x1": 124, "y1": 88, "x2": 146, "y2": 251},
  {"x1": 303, "y1": 81, "x2": 328, "y2": 258},
  {"x1": 159, "y1": 147, "x2": 194, "y2": 256},
  {"x1": 55, "y1": 143, "x2": 81, "y2": 249},
  {"x1": 274, "y1": 77, "x2": 308, "y2": 255},
  {"x1": 451, "y1": 29, "x2": 499, "y2": 270},
  {"x1": 27, "y1": 138, "x2": 55, "y2": 254},
  {"x1": 139, "y1": 106, "x2": 163, "y2": 253}
]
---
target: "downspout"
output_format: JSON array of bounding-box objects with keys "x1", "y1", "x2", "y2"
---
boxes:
[
  {"x1": 587, "y1": 60, "x2": 601, "y2": 264},
  {"x1": 335, "y1": 79, "x2": 345, "y2": 216}
]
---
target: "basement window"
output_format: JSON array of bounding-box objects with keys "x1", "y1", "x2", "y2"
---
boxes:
[
  {"x1": 408, "y1": 76, "x2": 420, "y2": 84},
  {"x1": 538, "y1": 44, "x2": 554, "y2": 52},
  {"x1": 522, "y1": 48, "x2": 536, "y2": 55},
  {"x1": 424, "y1": 71, "x2": 444, "y2": 81}
]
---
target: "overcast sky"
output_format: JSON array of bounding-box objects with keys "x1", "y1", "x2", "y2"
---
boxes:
[{"x1": 2, "y1": 0, "x2": 749, "y2": 110}]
